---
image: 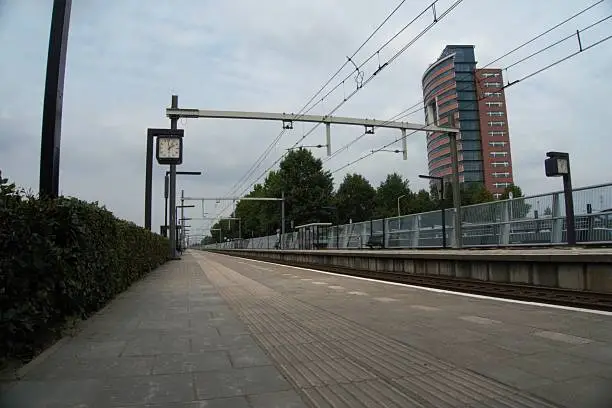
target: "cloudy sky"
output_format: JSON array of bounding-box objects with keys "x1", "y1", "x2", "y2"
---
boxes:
[{"x1": 1, "y1": 0, "x2": 611, "y2": 236}]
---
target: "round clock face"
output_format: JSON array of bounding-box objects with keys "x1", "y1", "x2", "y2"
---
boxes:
[{"x1": 159, "y1": 138, "x2": 181, "y2": 158}]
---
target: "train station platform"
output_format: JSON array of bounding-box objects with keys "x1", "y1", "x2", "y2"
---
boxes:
[{"x1": 2, "y1": 251, "x2": 611, "y2": 407}]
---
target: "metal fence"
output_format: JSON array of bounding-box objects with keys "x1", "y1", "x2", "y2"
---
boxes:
[{"x1": 204, "y1": 182, "x2": 612, "y2": 250}]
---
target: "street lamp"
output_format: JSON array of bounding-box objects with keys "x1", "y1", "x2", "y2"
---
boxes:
[
  {"x1": 397, "y1": 195, "x2": 407, "y2": 217},
  {"x1": 164, "y1": 171, "x2": 202, "y2": 229},
  {"x1": 419, "y1": 174, "x2": 446, "y2": 248}
]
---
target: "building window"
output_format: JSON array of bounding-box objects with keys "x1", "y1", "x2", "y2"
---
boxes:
[
  {"x1": 486, "y1": 111, "x2": 505, "y2": 117},
  {"x1": 485, "y1": 101, "x2": 503, "y2": 107},
  {"x1": 489, "y1": 141, "x2": 507, "y2": 147},
  {"x1": 492, "y1": 172, "x2": 510, "y2": 178},
  {"x1": 493, "y1": 182, "x2": 512, "y2": 188},
  {"x1": 482, "y1": 72, "x2": 500, "y2": 78},
  {"x1": 460, "y1": 140, "x2": 481, "y2": 150},
  {"x1": 488, "y1": 121, "x2": 505, "y2": 127},
  {"x1": 488, "y1": 131, "x2": 506, "y2": 137},
  {"x1": 460, "y1": 130, "x2": 481, "y2": 140},
  {"x1": 490, "y1": 151, "x2": 508, "y2": 158},
  {"x1": 492, "y1": 161, "x2": 510, "y2": 167},
  {"x1": 484, "y1": 92, "x2": 502, "y2": 98},
  {"x1": 493, "y1": 193, "x2": 502, "y2": 199},
  {"x1": 484, "y1": 82, "x2": 502, "y2": 87}
]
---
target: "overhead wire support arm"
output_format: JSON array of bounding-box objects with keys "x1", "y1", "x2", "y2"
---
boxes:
[{"x1": 164, "y1": 108, "x2": 457, "y2": 133}]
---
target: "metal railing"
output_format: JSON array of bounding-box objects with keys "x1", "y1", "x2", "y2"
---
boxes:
[{"x1": 204, "y1": 182, "x2": 612, "y2": 250}]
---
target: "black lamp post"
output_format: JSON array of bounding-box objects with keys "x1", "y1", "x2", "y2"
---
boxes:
[{"x1": 419, "y1": 174, "x2": 446, "y2": 248}]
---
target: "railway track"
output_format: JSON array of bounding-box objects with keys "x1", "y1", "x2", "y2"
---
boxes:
[{"x1": 219, "y1": 252, "x2": 612, "y2": 312}]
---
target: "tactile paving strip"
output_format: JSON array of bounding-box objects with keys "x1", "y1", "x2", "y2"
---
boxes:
[{"x1": 198, "y1": 258, "x2": 562, "y2": 408}]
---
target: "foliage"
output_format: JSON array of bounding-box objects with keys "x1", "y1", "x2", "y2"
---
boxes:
[
  {"x1": 374, "y1": 173, "x2": 412, "y2": 218},
  {"x1": 501, "y1": 184, "x2": 531, "y2": 219},
  {"x1": 205, "y1": 150, "x2": 530, "y2": 240},
  {"x1": 215, "y1": 148, "x2": 334, "y2": 241},
  {"x1": 500, "y1": 184, "x2": 523, "y2": 199},
  {"x1": 334, "y1": 173, "x2": 376, "y2": 224},
  {"x1": 279, "y1": 148, "x2": 334, "y2": 226},
  {"x1": 0, "y1": 174, "x2": 169, "y2": 364}
]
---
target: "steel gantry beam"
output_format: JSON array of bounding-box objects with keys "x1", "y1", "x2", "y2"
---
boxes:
[
  {"x1": 165, "y1": 108, "x2": 459, "y2": 160},
  {"x1": 165, "y1": 109, "x2": 457, "y2": 133}
]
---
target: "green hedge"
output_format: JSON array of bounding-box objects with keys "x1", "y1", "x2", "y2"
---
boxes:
[{"x1": 0, "y1": 175, "x2": 169, "y2": 364}]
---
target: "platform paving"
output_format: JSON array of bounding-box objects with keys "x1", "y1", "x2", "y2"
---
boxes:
[
  {"x1": 206, "y1": 251, "x2": 612, "y2": 408},
  {"x1": 0, "y1": 254, "x2": 304, "y2": 408},
  {"x1": 2, "y1": 251, "x2": 611, "y2": 407}
]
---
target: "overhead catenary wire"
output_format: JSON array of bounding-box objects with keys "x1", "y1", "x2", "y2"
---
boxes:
[
  {"x1": 233, "y1": 0, "x2": 464, "y2": 200},
  {"x1": 213, "y1": 0, "x2": 609, "y2": 222},
  {"x1": 212, "y1": 0, "x2": 414, "y2": 212},
  {"x1": 211, "y1": 0, "x2": 459, "y2": 223},
  {"x1": 324, "y1": 9, "x2": 612, "y2": 164},
  {"x1": 330, "y1": 30, "x2": 612, "y2": 174},
  {"x1": 379, "y1": 0, "x2": 609, "y2": 123}
]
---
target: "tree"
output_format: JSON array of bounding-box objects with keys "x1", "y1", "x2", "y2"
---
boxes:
[
  {"x1": 334, "y1": 173, "x2": 376, "y2": 223},
  {"x1": 500, "y1": 184, "x2": 531, "y2": 219},
  {"x1": 500, "y1": 184, "x2": 523, "y2": 200},
  {"x1": 411, "y1": 189, "x2": 437, "y2": 214},
  {"x1": 374, "y1": 173, "x2": 412, "y2": 218},
  {"x1": 277, "y1": 148, "x2": 335, "y2": 227},
  {"x1": 543, "y1": 207, "x2": 552, "y2": 216},
  {"x1": 436, "y1": 182, "x2": 494, "y2": 210},
  {"x1": 462, "y1": 183, "x2": 494, "y2": 205}
]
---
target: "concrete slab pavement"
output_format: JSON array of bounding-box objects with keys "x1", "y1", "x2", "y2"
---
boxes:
[
  {"x1": 0, "y1": 254, "x2": 305, "y2": 408},
  {"x1": 3, "y1": 250, "x2": 611, "y2": 407},
  {"x1": 207, "y1": 251, "x2": 612, "y2": 408}
]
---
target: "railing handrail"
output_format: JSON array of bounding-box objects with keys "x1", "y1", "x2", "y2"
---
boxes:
[{"x1": 204, "y1": 181, "x2": 612, "y2": 249}]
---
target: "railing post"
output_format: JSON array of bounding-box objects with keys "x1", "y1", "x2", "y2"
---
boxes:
[
  {"x1": 448, "y1": 208, "x2": 457, "y2": 248},
  {"x1": 551, "y1": 192, "x2": 563, "y2": 243},
  {"x1": 383, "y1": 218, "x2": 387, "y2": 249},
  {"x1": 500, "y1": 201, "x2": 510, "y2": 245},
  {"x1": 411, "y1": 215, "x2": 420, "y2": 248}
]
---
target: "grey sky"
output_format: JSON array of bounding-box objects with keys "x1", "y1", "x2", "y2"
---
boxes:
[{"x1": 0, "y1": 0, "x2": 611, "y2": 235}]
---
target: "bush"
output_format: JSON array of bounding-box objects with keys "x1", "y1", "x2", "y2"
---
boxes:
[{"x1": 0, "y1": 175, "x2": 169, "y2": 364}]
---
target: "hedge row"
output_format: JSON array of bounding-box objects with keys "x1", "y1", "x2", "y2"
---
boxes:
[{"x1": 0, "y1": 175, "x2": 169, "y2": 364}]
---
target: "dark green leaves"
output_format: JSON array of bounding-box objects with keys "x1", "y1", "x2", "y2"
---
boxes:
[{"x1": 0, "y1": 174, "x2": 169, "y2": 365}]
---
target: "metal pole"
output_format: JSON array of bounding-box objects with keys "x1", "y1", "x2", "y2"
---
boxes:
[
  {"x1": 39, "y1": 0, "x2": 72, "y2": 199},
  {"x1": 164, "y1": 173, "x2": 169, "y2": 230},
  {"x1": 281, "y1": 191, "x2": 285, "y2": 249},
  {"x1": 336, "y1": 211, "x2": 340, "y2": 249},
  {"x1": 326, "y1": 123, "x2": 331, "y2": 156},
  {"x1": 168, "y1": 95, "x2": 179, "y2": 258},
  {"x1": 181, "y1": 189, "x2": 185, "y2": 251},
  {"x1": 448, "y1": 115, "x2": 462, "y2": 248},
  {"x1": 145, "y1": 134, "x2": 154, "y2": 230},
  {"x1": 397, "y1": 196, "x2": 402, "y2": 217},
  {"x1": 564, "y1": 162, "x2": 576, "y2": 246},
  {"x1": 440, "y1": 180, "x2": 447, "y2": 248}
]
